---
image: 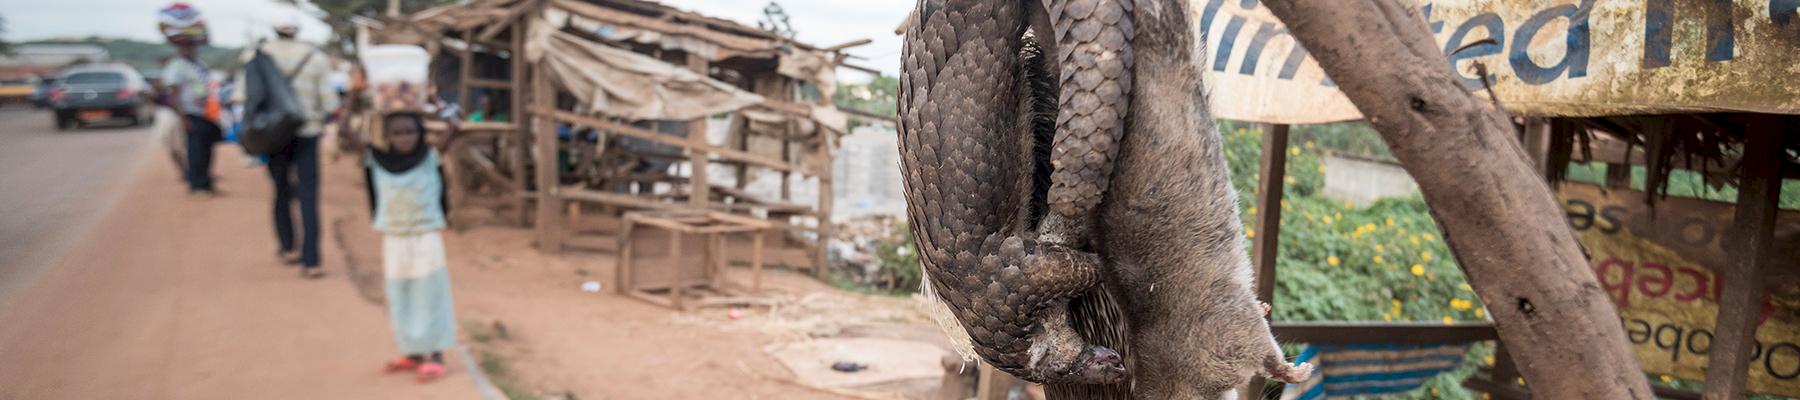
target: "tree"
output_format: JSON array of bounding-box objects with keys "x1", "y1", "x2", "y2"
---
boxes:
[
  {"x1": 0, "y1": 15, "x2": 14, "y2": 56},
  {"x1": 277, "y1": 0, "x2": 457, "y2": 53},
  {"x1": 1259, "y1": 2, "x2": 1654, "y2": 399}
]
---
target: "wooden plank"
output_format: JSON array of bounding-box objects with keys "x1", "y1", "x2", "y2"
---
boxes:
[
  {"x1": 687, "y1": 53, "x2": 712, "y2": 208},
  {"x1": 823, "y1": 38, "x2": 873, "y2": 51},
  {"x1": 1701, "y1": 127, "x2": 1783, "y2": 400},
  {"x1": 976, "y1": 363, "x2": 1020, "y2": 400},
  {"x1": 532, "y1": 62, "x2": 563, "y2": 252},
  {"x1": 562, "y1": 235, "x2": 618, "y2": 252},
  {"x1": 561, "y1": 187, "x2": 682, "y2": 211},
  {"x1": 467, "y1": 78, "x2": 512, "y2": 89},
  {"x1": 540, "y1": 108, "x2": 808, "y2": 173},
  {"x1": 669, "y1": 228, "x2": 685, "y2": 310},
  {"x1": 1268, "y1": 321, "x2": 1498, "y2": 344}
]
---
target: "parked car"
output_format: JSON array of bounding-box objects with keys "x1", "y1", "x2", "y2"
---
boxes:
[
  {"x1": 47, "y1": 64, "x2": 155, "y2": 130},
  {"x1": 31, "y1": 76, "x2": 61, "y2": 108}
]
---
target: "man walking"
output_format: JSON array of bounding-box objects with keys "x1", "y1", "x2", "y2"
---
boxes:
[{"x1": 245, "y1": 21, "x2": 336, "y2": 278}]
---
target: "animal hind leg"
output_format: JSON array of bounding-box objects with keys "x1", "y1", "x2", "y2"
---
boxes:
[{"x1": 1037, "y1": 0, "x2": 1135, "y2": 247}]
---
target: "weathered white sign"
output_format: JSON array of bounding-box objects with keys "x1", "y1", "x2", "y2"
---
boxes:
[{"x1": 1199, "y1": 0, "x2": 1800, "y2": 124}]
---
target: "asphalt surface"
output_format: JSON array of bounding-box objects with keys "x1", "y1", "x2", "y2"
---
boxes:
[{"x1": 0, "y1": 105, "x2": 154, "y2": 299}]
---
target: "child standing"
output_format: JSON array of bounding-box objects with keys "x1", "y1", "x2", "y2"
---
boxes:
[{"x1": 364, "y1": 111, "x2": 456, "y2": 382}]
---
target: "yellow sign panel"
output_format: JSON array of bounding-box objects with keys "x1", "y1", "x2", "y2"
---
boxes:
[
  {"x1": 1560, "y1": 183, "x2": 1800, "y2": 397},
  {"x1": 1198, "y1": 0, "x2": 1800, "y2": 123}
]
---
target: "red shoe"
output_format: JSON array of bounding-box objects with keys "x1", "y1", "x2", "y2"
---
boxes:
[
  {"x1": 384, "y1": 357, "x2": 422, "y2": 373},
  {"x1": 416, "y1": 362, "x2": 447, "y2": 382}
]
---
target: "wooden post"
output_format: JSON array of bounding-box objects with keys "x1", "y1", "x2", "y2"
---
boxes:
[
  {"x1": 1701, "y1": 127, "x2": 1783, "y2": 400},
  {"x1": 617, "y1": 216, "x2": 634, "y2": 294},
  {"x1": 751, "y1": 230, "x2": 765, "y2": 293},
  {"x1": 508, "y1": 15, "x2": 530, "y2": 225},
  {"x1": 1605, "y1": 163, "x2": 1631, "y2": 189},
  {"x1": 814, "y1": 133, "x2": 835, "y2": 277},
  {"x1": 1522, "y1": 119, "x2": 1552, "y2": 179},
  {"x1": 458, "y1": 34, "x2": 475, "y2": 116},
  {"x1": 976, "y1": 362, "x2": 1020, "y2": 400},
  {"x1": 686, "y1": 54, "x2": 711, "y2": 207},
  {"x1": 669, "y1": 228, "x2": 685, "y2": 310},
  {"x1": 1241, "y1": 123, "x2": 1290, "y2": 400},
  {"x1": 532, "y1": 63, "x2": 563, "y2": 252}
]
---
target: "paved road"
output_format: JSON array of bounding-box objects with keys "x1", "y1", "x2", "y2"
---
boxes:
[
  {"x1": 0, "y1": 106, "x2": 155, "y2": 299},
  {"x1": 0, "y1": 106, "x2": 482, "y2": 399}
]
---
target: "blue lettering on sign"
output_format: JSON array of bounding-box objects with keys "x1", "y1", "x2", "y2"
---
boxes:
[
  {"x1": 1443, "y1": 13, "x2": 1505, "y2": 89},
  {"x1": 1240, "y1": 23, "x2": 1286, "y2": 75},
  {"x1": 1644, "y1": 0, "x2": 1674, "y2": 68},
  {"x1": 1704, "y1": 0, "x2": 1735, "y2": 61},
  {"x1": 1778, "y1": 0, "x2": 1800, "y2": 46},
  {"x1": 1214, "y1": 15, "x2": 1249, "y2": 72},
  {"x1": 1509, "y1": 0, "x2": 1593, "y2": 85}
]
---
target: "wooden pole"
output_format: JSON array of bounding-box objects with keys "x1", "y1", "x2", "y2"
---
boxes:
[
  {"x1": 532, "y1": 62, "x2": 563, "y2": 252},
  {"x1": 1701, "y1": 125, "x2": 1783, "y2": 400},
  {"x1": 1259, "y1": 2, "x2": 1653, "y2": 398},
  {"x1": 459, "y1": 34, "x2": 475, "y2": 117},
  {"x1": 814, "y1": 133, "x2": 835, "y2": 277},
  {"x1": 686, "y1": 54, "x2": 711, "y2": 208},
  {"x1": 1522, "y1": 119, "x2": 1552, "y2": 178},
  {"x1": 751, "y1": 230, "x2": 764, "y2": 293},
  {"x1": 669, "y1": 228, "x2": 684, "y2": 310},
  {"x1": 508, "y1": 15, "x2": 530, "y2": 225},
  {"x1": 1240, "y1": 123, "x2": 1289, "y2": 400},
  {"x1": 617, "y1": 217, "x2": 634, "y2": 293}
]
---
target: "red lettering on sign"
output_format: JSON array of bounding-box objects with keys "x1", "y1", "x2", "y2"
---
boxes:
[{"x1": 1639, "y1": 262, "x2": 1673, "y2": 297}]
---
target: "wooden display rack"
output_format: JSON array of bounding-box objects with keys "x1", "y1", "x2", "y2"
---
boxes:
[{"x1": 616, "y1": 210, "x2": 772, "y2": 310}]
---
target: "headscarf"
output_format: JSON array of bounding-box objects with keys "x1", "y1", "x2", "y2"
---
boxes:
[{"x1": 370, "y1": 111, "x2": 430, "y2": 173}]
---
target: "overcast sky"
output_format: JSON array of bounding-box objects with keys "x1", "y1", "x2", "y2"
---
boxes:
[{"x1": 0, "y1": 0, "x2": 910, "y2": 81}]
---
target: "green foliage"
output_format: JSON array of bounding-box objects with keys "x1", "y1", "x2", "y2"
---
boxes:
[
  {"x1": 1565, "y1": 162, "x2": 1800, "y2": 210},
  {"x1": 834, "y1": 75, "x2": 899, "y2": 125},
  {"x1": 874, "y1": 222, "x2": 923, "y2": 294},
  {"x1": 1222, "y1": 124, "x2": 1489, "y2": 399},
  {"x1": 21, "y1": 37, "x2": 240, "y2": 73}
]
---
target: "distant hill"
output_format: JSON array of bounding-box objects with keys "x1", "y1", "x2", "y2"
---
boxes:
[{"x1": 21, "y1": 37, "x2": 240, "y2": 74}]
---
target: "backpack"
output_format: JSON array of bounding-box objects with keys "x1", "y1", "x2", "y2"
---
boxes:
[{"x1": 240, "y1": 47, "x2": 314, "y2": 156}]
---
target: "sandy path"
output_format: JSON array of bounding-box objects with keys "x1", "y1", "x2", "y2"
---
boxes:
[{"x1": 0, "y1": 140, "x2": 481, "y2": 399}]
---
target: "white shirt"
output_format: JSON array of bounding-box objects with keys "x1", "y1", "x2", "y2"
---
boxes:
[{"x1": 161, "y1": 56, "x2": 209, "y2": 116}]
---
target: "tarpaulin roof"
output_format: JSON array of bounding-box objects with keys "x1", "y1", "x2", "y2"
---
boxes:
[{"x1": 527, "y1": 23, "x2": 764, "y2": 121}]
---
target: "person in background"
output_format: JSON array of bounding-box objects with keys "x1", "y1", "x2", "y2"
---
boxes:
[
  {"x1": 157, "y1": 3, "x2": 219, "y2": 196},
  {"x1": 239, "y1": 21, "x2": 338, "y2": 278},
  {"x1": 357, "y1": 111, "x2": 457, "y2": 383},
  {"x1": 466, "y1": 94, "x2": 506, "y2": 122}
]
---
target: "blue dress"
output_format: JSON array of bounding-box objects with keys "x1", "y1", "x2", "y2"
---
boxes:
[{"x1": 367, "y1": 150, "x2": 456, "y2": 354}]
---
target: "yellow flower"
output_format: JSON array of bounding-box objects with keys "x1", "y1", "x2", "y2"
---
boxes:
[
  {"x1": 1373, "y1": 255, "x2": 1385, "y2": 264},
  {"x1": 1459, "y1": 283, "x2": 1473, "y2": 291},
  {"x1": 1248, "y1": 206, "x2": 1257, "y2": 216},
  {"x1": 1246, "y1": 228, "x2": 1256, "y2": 238},
  {"x1": 1321, "y1": 216, "x2": 1332, "y2": 224},
  {"x1": 1442, "y1": 316, "x2": 1454, "y2": 325},
  {"x1": 1660, "y1": 375, "x2": 1672, "y2": 383},
  {"x1": 1451, "y1": 299, "x2": 1472, "y2": 310},
  {"x1": 1363, "y1": 223, "x2": 1376, "y2": 232},
  {"x1": 1476, "y1": 308, "x2": 1485, "y2": 318},
  {"x1": 1485, "y1": 355, "x2": 1495, "y2": 365},
  {"x1": 1343, "y1": 202, "x2": 1354, "y2": 210},
  {"x1": 1375, "y1": 244, "x2": 1386, "y2": 253},
  {"x1": 1327, "y1": 256, "x2": 1341, "y2": 267},
  {"x1": 1411, "y1": 264, "x2": 1425, "y2": 276},
  {"x1": 1289, "y1": 147, "x2": 1301, "y2": 156},
  {"x1": 1284, "y1": 176, "x2": 1295, "y2": 185},
  {"x1": 1431, "y1": 388, "x2": 1439, "y2": 396},
  {"x1": 1280, "y1": 199, "x2": 1290, "y2": 209},
  {"x1": 1424, "y1": 233, "x2": 1437, "y2": 242},
  {"x1": 1397, "y1": 228, "x2": 1408, "y2": 235},
  {"x1": 1383, "y1": 314, "x2": 1393, "y2": 321},
  {"x1": 1410, "y1": 236, "x2": 1422, "y2": 246},
  {"x1": 1421, "y1": 251, "x2": 1434, "y2": 262},
  {"x1": 1305, "y1": 140, "x2": 1316, "y2": 149},
  {"x1": 1316, "y1": 164, "x2": 1325, "y2": 173},
  {"x1": 1334, "y1": 212, "x2": 1342, "y2": 220}
]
